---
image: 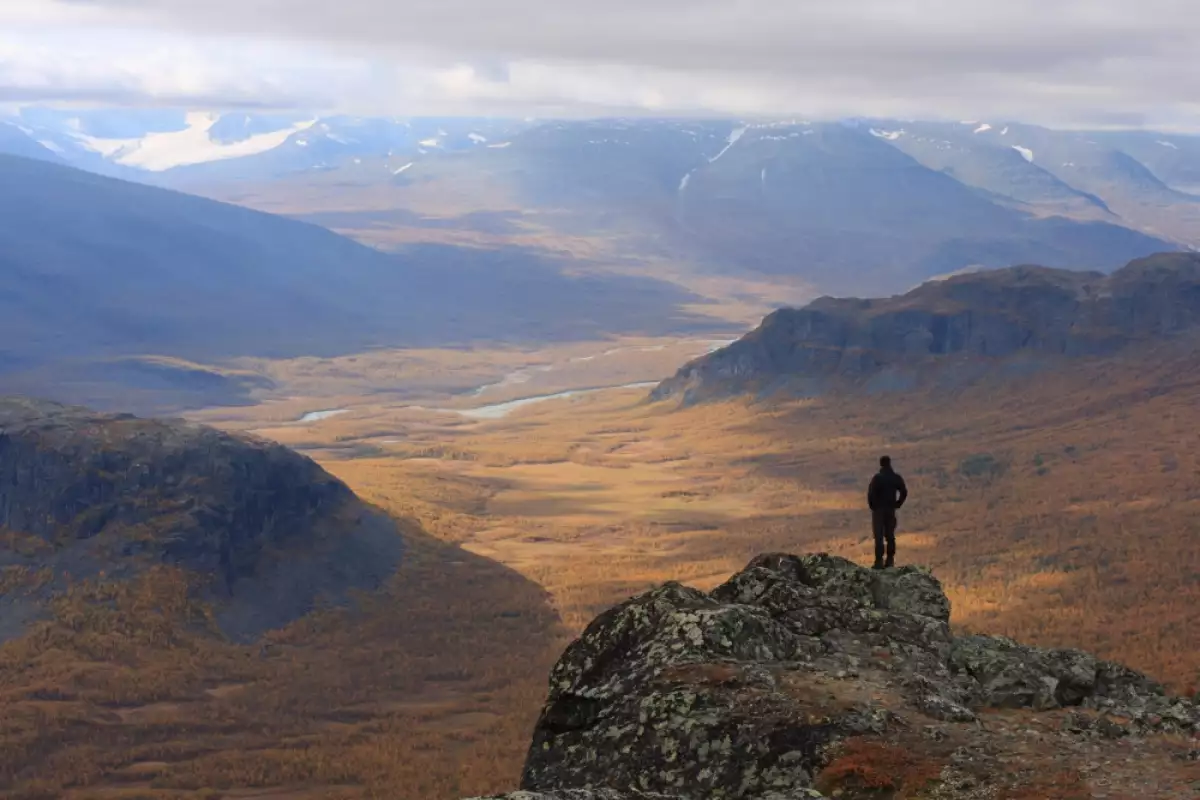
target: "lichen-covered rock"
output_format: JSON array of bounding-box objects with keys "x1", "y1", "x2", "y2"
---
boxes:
[
  {"x1": 466, "y1": 792, "x2": 675, "y2": 800},
  {"x1": 506, "y1": 552, "x2": 1198, "y2": 800},
  {"x1": 467, "y1": 792, "x2": 823, "y2": 800}
]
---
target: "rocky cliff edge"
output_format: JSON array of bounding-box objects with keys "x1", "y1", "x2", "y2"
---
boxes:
[
  {"x1": 470, "y1": 553, "x2": 1199, "y2": 800},
  {"x1": 653, "y1": 252, "x2": 1200, "y2": 403}
]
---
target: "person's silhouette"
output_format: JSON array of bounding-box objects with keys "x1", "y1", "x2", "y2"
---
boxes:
[{"x1": 867, "y1": 456, "x2": 908, "y2": 569}]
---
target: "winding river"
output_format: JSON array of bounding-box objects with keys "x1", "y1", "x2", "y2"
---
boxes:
[{"x1": 297, "y1": 338, "x2": 737, "y2": 423}]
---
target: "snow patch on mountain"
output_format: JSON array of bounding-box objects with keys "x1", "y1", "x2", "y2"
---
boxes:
[
  {"x1": 869, "y1": 128, "x2": 905, "y2": 141},
  {"x1": 1012, "y1": 145, "x2": 1034, "y2": 162},
  {"x1": 468, "y1": 133, "x2": 488, "y2": 143},
  {"x1": 973, "y1": 123, "x2": 992, "y2": 134},
  {"x1": 70, "y1": 112, "x2": 316, "y2": 171},
  {"x1": 418, "y1": 138, "x2": 441, "y2": 148},
  {"x1": 392, "y1": 162, "x2": 414, "y2": 175},
  {"x1": 708, "y1": 126, "x2": 747, "y2": 163},
  {"x1": 1158, "y1": 140, "x2": 1179, "y2": 149},
  {"x1": 487, "y1": 142, "x2": 512, "y2": 149}
]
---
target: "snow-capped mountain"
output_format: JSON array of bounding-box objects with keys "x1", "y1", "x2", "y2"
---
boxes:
[
  {"x1": 3, "y1": 107, "x2": 1197, "y2": 295},
  {"x1": 0, "y1": 107, "x2": 529, "y2": 178}
]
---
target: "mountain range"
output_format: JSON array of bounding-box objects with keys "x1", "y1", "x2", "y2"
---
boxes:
[
  {"x1": 0, "y1": 153, "x2": 722, "y2": 411},
  {"x1": 654, "y1": 252, "x2": 1200, "y2": 402},
  {"x1": 3, "y1": 109, "x2": 1198, "y2": 297},
  {"x1": 0, "y1": 107, "x2": 529, "y2": 177}
]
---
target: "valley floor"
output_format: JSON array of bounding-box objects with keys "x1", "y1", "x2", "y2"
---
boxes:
[
  {"x1": 213, "y1": 335, "x2": 1198, "y2": 797},
  {"x1": 306, "y1": 349, "x2": 1200, "y2": 691},
  {"x1": 9, "y1": 334, "x2": 1196, "y2": 800},
  {"x1": 232, "y1": 337, "x2": 1199, "y2": 693}
]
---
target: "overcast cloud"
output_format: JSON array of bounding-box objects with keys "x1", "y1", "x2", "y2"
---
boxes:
[{"x1": 3, "y1": 0, "x2": 1200, "y2": 128}]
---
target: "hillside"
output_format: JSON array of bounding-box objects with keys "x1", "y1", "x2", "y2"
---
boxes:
[
  {"x1": 280, "y1": 323, "x2": 1200, "y2": 693},
  {"x1": 0, "y1": 396, "x2": 404, "y2": 640},
  {"x1": 0, "y1": 396, "x2": 563, "y2": 797},
  {"x1": 0, "y1": 155, "x2": 725, "y2": 411},
  {"x1": 5, "y1": 110, "x2": 1193, "y2": 296},
  {"x1": 878, "y1": 121, "x2": 1200, "y2": 244},
  {"x1": 173, "y1": 120, "x2": 1178, "y2": 297},
  {"x1": 663, "y1": 123, "x2": 1173, "y2": 292},
  {"x1": 654, "y1": 252, "x2": 1200, "y2": 403},
  {"x1": 469, "y1": 553, "x2": 1199, "y2": 799},
  {"x1": 83, "y1": 273, "x2": 1199, "y2": 797}
]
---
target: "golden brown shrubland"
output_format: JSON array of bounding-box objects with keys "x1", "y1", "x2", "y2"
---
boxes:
[
  {"x1": 4, "y1": 339, "x2": 1199, "y2": 798},
  {"x1": 327, "y1": 344, "x2": 1200, "y2": 692},
  {"x1": 0, "y1": 526, "x2": 561, "y2": 799}
]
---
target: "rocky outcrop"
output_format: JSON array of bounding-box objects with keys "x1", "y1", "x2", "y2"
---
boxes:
[
  {"x1": 653, "y1": 252, "x2": 1200, "y2": 403},
  {"x1": 469, "y1": 553, "x2": 1199, "y2": 800},
  {"x1": 0, "y1": 397, "x2": 403, "y2": 640}
]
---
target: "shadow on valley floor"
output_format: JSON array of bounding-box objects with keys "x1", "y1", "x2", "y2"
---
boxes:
[
  {"x1": 4, "y1": 243, "x2": 742, "y2": 416},
  {"x1": 0, "y1": 518, "x2": 564, "y2": 800},
  {"x1": 291, "y1": 208, "x2": 528, "y2": 236}
]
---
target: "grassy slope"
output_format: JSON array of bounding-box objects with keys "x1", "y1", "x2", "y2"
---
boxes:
[
  {"x1": 0, "y1": 521, "x2": 561, "y2": 800},
  {"x1": 5, "y1": 337, "x2": 1199, "y2": 799},
  {"x1": 324, "y1": 344, "x2": 1200, "y2": 693}
]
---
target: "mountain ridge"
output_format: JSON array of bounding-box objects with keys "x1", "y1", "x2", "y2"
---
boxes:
[
  {"x1": 0, "y1": 153, "x2": 724, "y2": 412},
  {"x1": 3, "y1": 110, "x2": 1191, "y2": 297},
  {"x1": 653, "y1": 252, "x2": 1200, "y2": 403},
  {"x1": 0, "y1": 395, "x2": 404, "y2": 640}
]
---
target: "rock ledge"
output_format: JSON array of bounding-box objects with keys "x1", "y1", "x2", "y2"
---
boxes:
[{"x1": 469, "y1": 553, "x2": 1199, "y2": 800}]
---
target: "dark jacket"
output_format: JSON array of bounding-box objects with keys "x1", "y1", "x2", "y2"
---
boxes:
[{"x1": 868, "y1": 467, "x2": 908, "y2": 512}]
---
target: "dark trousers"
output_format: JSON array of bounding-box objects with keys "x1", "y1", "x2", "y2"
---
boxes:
[{"x1": 872, "y1": 509, "x2": 897, "y2": 565}]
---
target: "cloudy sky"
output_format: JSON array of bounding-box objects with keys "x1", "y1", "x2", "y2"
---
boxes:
[{"x1": 3, "y1": 0, "x2": 1199, "y2": 128}]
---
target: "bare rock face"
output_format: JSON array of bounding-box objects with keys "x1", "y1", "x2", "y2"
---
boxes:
[
  {"x1": 653, "y1": 252, "x2": 1200, "y2": 403},
  {"x1": 0, "y1": 397, "x2": 403, "y2": 640},
  {"x1": 467, "y1": 553, "x2": 1199, "y2": 800}
]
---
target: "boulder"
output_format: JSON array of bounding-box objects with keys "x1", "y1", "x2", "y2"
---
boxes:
[{"x1": 496, "y1": 552, "x2": 1198, "y2": 800}]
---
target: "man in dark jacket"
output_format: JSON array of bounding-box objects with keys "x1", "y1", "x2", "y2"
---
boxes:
[{"x1": 867, "y1": 455, "x2": 908, "y2": 569}]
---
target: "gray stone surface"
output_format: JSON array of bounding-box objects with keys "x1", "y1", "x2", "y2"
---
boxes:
[{"x1": 493, "y1": 551, "x2": 1197, "y2": 800}]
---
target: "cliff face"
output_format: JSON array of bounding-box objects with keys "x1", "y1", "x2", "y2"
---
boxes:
[
  {"x1": 0, "y1": 397, "x2": 403, "y2": 640},
  {"x1": 470, "y1": 553, "x2": 1199, "y2": 800},
  {"x1": 654, "y1": 252, "x2": 1200, "y2": 403}
]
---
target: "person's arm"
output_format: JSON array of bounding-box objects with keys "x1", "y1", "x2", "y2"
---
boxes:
[
  {"x1": 867, "y1": 475, "x2": 879, "y2": 510},
  {"x1": 896, "y1": 475, "x2": 909, "y2": 508}
]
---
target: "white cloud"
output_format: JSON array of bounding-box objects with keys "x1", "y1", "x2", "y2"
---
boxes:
[
  {"x1": 0, "y1": 18, "x2": 372, "y2": 108},
  {"x1": 2, "y1": 0, "x2": 1200, "y2": 128}
]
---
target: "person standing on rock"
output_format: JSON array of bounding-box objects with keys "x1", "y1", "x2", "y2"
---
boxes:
[{"x1": 868, "y1": 455, "x2": 908, "y2": 569}]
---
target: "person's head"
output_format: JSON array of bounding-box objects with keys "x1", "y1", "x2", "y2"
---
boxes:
[{"x1": 879, "y1": 455, "x2": 892, "y2": 470}]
